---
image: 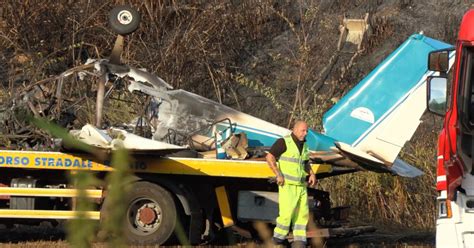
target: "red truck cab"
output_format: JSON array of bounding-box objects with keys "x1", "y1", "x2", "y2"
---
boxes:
[{"x1": 427, "y1": 9, "x2": 474, "y2": 248}]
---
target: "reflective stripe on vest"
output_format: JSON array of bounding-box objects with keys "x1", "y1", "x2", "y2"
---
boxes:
[
  {"x1": 282, "y1": 173, "x2": 306, "y2": 183},
  {"x1": 279, "y1": 156, "x2": 303, "y2": 164},
  {"x1": 278, "y1": 136, "x2": 309, "y2": 185}
]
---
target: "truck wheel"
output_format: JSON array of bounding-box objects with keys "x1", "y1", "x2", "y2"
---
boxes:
[
  {"x1": 124, "y1": 181, "x2": 177, "y2": 245},
  {"x1": 108, "y1": 5, "x2": 141, "y2": 35}
]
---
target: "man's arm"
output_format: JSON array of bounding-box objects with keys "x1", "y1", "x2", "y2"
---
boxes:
[
  {"x1": 266, "y1": 152, "x2": 284, "y2": 186},
  {"x1": 304, "y1": 161, "x2": 317, "y2": 187},
  {"x1": 266, "y1": 138, "x2": 286, "y2": 186}
]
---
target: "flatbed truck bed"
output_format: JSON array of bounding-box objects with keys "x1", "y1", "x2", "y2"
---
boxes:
[{"x1": 0, "y1": 149, "x2": 364, "y2": 245}]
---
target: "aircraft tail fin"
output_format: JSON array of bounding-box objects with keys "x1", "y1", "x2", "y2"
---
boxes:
[{"x1": 322, "y1": 34, "x2": 453, "y2": 163}]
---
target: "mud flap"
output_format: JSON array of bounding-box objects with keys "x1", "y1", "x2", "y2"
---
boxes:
[{"x1": 215, "y1": 186, "x2": 234, "y2": 227}]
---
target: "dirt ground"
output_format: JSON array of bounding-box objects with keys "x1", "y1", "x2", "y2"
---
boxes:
[{"x1": 0, "y1": 225, "x2": 434, "y2": 248}]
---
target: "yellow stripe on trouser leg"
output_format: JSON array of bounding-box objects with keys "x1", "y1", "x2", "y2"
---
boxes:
[
  {"x1": 292, "y1": 186, "x2": 308, "y2": 242},
  {"x1": 273, "y1": 184, "x2": 308, "y2": 241}
]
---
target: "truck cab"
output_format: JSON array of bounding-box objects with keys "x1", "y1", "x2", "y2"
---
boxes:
[{"x1": 427, "y1": 9, "x2": 474, "y2": 248}]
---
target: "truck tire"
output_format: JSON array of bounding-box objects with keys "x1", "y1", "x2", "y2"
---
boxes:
[
  {"x1": 123, "y1": 181, "x2": 178, "y2": 245},
  {"x1": 108, "y1": 5, "x2": 141, "y2": 35}
]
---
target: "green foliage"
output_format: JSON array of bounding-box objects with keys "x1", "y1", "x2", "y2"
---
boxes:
[
  {"x1": 289, "y1": 100, "x2": 327, "y2": 130},
  {"x1": 100, "y1": 147, "x2": 133, "y2": 247},
  {"x1": 174, "y1": 219, "x2": 191, "y2": 246},
  {"x1": 67, "y1": 171, "x2": 99, "y2": 248},
  {"x1": 29, "y1": 117, "x2": 94, "y2": 153},
  {"x1": 234, "y1": 73, "x2": 283, "y2": 110}
]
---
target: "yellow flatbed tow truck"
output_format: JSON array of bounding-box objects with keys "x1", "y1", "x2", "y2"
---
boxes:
[{"x1": 0, "y1": 149, "x2": 369, "y2": 245}]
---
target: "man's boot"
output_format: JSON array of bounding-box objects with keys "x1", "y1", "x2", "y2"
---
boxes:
[
  {"x1": 291, "y1": 240, "x2": 306, "y2": 248},
  {"x1": 272, "y1": 237, "x2": 287, "y2": 247}
]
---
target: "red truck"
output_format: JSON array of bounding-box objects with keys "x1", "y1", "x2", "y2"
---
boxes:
[{"x1": 427, "y1": 9, "x2": 474, "y2": 248}]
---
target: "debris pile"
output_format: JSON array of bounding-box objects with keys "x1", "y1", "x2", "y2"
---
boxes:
[
  {"x1": 0, "y1": 59, "x2": 271, "y2": 161},
  {"x1": 0, "y1": 61, "x2": 164, "y2": 150}
]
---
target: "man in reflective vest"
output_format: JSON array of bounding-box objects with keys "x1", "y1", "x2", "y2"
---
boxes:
[{"x1": 266, "y1": 120, "x2": 316, "y2": 247}]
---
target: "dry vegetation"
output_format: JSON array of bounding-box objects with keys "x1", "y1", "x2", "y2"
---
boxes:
[
  {"x1": 320, "y1": 122, "x2": 443, "y2": 230},
  {"x1": 0, "y1": 0, "x2": 473, "y2": 245}
]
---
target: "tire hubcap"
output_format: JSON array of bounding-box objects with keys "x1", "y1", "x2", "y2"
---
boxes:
[
  {"x1": 128, "y1": 199, "x2": 162, "y2": 234},
  {"x1": 117, "y1": 10, "x2": 133, "y2": 25},
  {"x1": 138, "y1": 205, "x2": 157, "y2": 225}
]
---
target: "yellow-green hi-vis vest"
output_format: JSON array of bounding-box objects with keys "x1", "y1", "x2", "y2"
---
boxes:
[{"x1": 278, "y1": 136, "x2": 309, "y2": 186}]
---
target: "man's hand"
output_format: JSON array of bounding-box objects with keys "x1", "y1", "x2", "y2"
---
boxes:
[
  {"x1": 308, "y1": 174, "x2": 317, "y2": 187},
  {"x1": 276, "y1": 175, "x2": 285, "y2": 186},
  {"x1": 266, "y1": 153, "x2": 285, "y2": 186}
]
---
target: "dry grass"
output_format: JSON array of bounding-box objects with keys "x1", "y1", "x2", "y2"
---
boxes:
[
  {"x1": 319, "y1": 121, "x2": 442, "y2": 230},
  {"x1": 0, "y1": 241, "x2": 68, "y2": 248}
]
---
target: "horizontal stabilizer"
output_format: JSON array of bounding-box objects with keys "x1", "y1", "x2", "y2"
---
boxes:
[
  {"x1": 335, "y1": 142, "x2": 424, "y2": 177},
  {"x1": 390, "y1": 158, "x2": 423, "y2": 178}
]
